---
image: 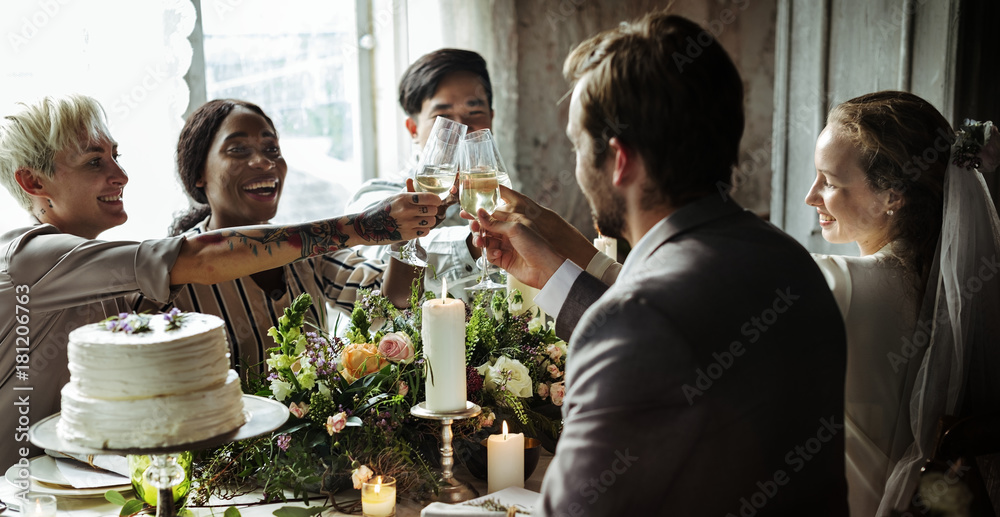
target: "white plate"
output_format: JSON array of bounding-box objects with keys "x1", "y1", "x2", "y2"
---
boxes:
[{"x1": 4, "y1": 457, "x2": 132, "y2": 498}]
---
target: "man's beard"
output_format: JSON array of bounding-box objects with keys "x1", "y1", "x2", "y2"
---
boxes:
[{"x1": 588, "y1": 184, "x2": 627, "y2": 240}]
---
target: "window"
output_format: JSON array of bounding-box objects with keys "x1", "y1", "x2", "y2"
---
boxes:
[
  {"x1": 200, "y1": 0, "x2": 368, "y2": 225},
  {"x1": 0, "y1": 0, "x2": 379, "y2": 239}
]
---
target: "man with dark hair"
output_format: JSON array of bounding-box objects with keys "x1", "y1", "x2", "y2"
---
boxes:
[
  {"x1": 471, "y1": 11, "x2": 849, "y2": 515},
  {"x1": 397, "y1": 48, "x2": 493, "y2": 148},
  {"x1": 347, "y1": 48, "x2": 495, "y2": 298}
]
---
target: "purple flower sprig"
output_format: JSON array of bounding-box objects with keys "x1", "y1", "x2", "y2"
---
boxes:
[
  {"x1": 103, "y1": 312, "x2": 152, "y2": 334},
  {"x1": 163, "y1": 307, "x2": 185, "y2": 331}
]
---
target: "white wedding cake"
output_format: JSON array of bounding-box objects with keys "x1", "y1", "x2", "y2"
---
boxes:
[{"x1": 57, "y1": 311, "x2": 246, "y2": 449}]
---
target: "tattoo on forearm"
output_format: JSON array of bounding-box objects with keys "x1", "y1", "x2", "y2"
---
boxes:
[
  {"x1": 349, "y1": 202, "x2": 403, "y2": 243},
  {"x1": 209, "y1": 220, "x2": 351, "y2": 259}
]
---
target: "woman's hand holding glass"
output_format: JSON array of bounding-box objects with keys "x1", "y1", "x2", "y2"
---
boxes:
[{"x1": 389, "y1": 116, "x2": 468, "y2": 266}]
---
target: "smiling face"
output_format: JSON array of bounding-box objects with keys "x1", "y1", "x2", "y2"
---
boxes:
[
  {"x1": 39, "y1": 136, "x2": 128, "y2": 238},
  {"x1": 198, "y1": 107, "x2": 286, "y2": 230},
  {"x1": 805, "y1": 125, "x2": 894, "y2": 255},
  {"x1": 409, "y1": 71, "x2": 493, "y2": 148}
]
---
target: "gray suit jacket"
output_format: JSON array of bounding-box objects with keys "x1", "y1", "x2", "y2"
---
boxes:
[{"x1": 540, "y1": 195, "x2": 848, "y2": 516}]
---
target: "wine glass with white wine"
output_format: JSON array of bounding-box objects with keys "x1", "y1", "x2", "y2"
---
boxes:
[
  {"x1": 389, "y1": 116, "x2": 468, "y2": 266},
  {"x1": 459, "y1": 132, "x2": 505, "y2": 290}
]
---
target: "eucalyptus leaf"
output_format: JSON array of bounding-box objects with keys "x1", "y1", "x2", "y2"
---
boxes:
[
  {"x1": 346, "y1": 416, "x2": 363, "y2": 427},
  {"x1": 120, "y1": 499, "x2": 144, "y2": 516},
  {"x1": 224, "y1": 506, "x2": 242, "y2": 517},
  {"x1": 272, "y1": 506, "x2": 326, "y2": 517},
  {"x1": 105, "y1": 490, "x2": 127, "y2": 505}
]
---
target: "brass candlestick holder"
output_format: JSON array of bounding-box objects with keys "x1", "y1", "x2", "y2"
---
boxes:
[{"x1": 410, "y1": 401, "x2": 482, "y2": 503}]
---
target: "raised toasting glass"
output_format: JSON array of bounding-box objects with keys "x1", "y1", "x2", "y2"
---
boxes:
[
  {"x1": 390, "y1": 116, "x2": 468, "y2": 266},
  {"x1": 459, "y1": 131, "x2": 505, "y2": 291}
]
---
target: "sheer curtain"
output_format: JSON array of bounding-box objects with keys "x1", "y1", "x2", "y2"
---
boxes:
[{"x1": 0, "y1": 0, "x2": 196, "y2": 241}]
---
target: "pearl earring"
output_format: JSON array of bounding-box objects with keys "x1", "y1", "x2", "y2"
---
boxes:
[{"x1": 887, "y1": 209, "x2": 894, "y2": 216}]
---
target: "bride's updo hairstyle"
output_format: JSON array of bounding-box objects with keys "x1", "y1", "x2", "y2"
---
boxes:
[{"x1": 827, "y1": 91, "x2": 953, "y2": 284}]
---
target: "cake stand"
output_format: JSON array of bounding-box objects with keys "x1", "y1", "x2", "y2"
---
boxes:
[
  {"x1": 29, "y1": 394, "x2": 289, "y2": 517},
  {"x1": 410, "y1": 401, "x2": 482, "y2": 503}
]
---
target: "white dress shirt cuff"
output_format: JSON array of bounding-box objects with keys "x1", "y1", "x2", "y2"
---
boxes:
[
  {"x1": 585, "y1": 252, "x2": 621, "y2": 286},
  {"x1": 535, "y1": 259, "x2": 584, "y2": 317}
]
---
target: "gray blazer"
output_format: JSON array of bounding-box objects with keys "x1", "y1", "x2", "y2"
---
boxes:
[{"x1": 540, "y1": 195, "x2": 848, "y2": 516}]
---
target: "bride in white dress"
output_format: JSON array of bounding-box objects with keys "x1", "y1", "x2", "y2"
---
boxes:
[{"x1": 805, "y1": 91, "x2": 1000, "y2": 516}]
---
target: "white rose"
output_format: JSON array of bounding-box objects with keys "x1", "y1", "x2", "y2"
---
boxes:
[{"x1": 484, "y1": 356, "x2": 533, "y2": 398}]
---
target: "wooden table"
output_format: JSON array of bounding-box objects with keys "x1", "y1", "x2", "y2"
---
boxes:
[{"x1": 1, "y1": 452, "x2": 552, "y2": 516}]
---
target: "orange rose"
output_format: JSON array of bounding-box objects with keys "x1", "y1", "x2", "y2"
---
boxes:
[{"x1": 339, "y1": 342, "x2": 388, "y2": 383}]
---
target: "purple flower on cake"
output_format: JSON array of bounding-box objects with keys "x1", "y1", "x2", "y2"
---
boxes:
[
  {"x1": 351, "y1": 465, "x2": 373, "y2": 489},
  {"x1": 162, "y1": 307, "x2": 184, "y2": 330},
  {"x1": 377, "y1": 332, "x2": 414, "y2": 363},
  {"x1": 276, "y1": 434, "x2": 291, "y2": 451},
  {"x1": 288, "y1": 401, "x2": 309, "y2": 419},
  {"x1": 102, "y1": 312, "x2": 151, "y2": 334},
  {"x1": 326, "y1": 411, "x2": 347, "y2": 435}
]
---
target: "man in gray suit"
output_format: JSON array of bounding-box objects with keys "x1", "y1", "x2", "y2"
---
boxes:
[{"x1": 470, "y1": 11, "x2": 848, "y2": 516}]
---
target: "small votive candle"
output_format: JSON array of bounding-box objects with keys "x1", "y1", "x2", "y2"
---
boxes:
[
  {"x1": 361, "y1": 475, "x2": 396, "y2": 517},
  {"x1": 23, "y1": 493, "x2": 57, "y2": 517}
]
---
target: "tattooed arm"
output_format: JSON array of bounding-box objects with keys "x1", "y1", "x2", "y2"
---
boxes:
[{"x1": 169, "y1": 192, "x2": 441, "y2": 285}]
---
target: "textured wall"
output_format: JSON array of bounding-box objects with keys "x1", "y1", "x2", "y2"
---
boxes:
[{"x1": 508, "y1": 0, "x2": 777, "y2": 239}]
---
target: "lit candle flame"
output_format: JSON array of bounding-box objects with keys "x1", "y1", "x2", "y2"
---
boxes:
[
  {"x1": 374, "y1": 475, "x2": 382, "y2": 494},
  {"x1": 502, "y1": 420, "x2": 508, "y2": 440},
  {"x1": 441, "y1": 278, "x2": 448, "y2": 302}
]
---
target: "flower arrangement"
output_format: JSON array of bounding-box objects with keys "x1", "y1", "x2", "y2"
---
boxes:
[
  {"x1": 191, "y1": 283, "x2": 566, "y2": 508},
  {"x1": 953, "y1": 119, "x2": 1000, "y2": 172}
]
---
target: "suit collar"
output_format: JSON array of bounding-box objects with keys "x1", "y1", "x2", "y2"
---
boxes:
[{"x1": 620, "y1": 194, "x2": 745, "y2": 277}]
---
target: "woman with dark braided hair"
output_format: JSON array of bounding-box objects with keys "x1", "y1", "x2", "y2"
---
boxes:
[
  {"x1": 135, "y1": 99, "x2": 425, "y2": 373},
  {"x1": 805, "y1": 91, "x2": 1000, "y2": 515}
]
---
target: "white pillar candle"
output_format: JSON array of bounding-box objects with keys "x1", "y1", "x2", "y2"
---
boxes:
[
  {"x1": 361, "y1": 476, "x2": 396, "y2": 517},
  {"x1": 594, "y1": 235, "x2": 617, "y2": 260},
  {"x1": 487, "y1": 421, "x2": 524, "y2": 493},
  {"x1": 507, "y1": 275, "x2": 544, "y2": 319},
  {"x1": 421, "y1": 279, "x2": 467, "y2": 412}
]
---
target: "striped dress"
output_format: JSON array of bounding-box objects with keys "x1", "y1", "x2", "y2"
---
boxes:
[{"x1": 134, "y1": 217, "x2": 385, "y2": 374}]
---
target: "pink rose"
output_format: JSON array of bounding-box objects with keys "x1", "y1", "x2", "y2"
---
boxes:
[
  {"x1": 351, "y1": 464, "x2": 373, "y2": 489},
  {"x1": 482, "y1": 410, "x2": 495, "y2": 428},
  {"x1": 288, "y1": 401, "x2": 310, "y2": 419},
  {"x1": 546, "y1": 343, "x2": 564, "y2": 362},
  {"x1": 397, "y1": 380, "x2": 409, "y2": 397},
  {"x1": 537, "y1": 382, "x2": 550, "y2": 399},
  {"x1": 326, "y1": 411, "x2": 347, "y2": 435},
  {"x1": 547, "y1": 364, "x2": 562, "y2": 379},
  {"x1": 550, "y1": 382, "x2": 566, "y2": 406},
  {"x1": 378, "y1": 332, "x2": 415, "y2": 363}
]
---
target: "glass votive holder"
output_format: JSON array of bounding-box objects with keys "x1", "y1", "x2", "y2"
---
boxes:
[
  {"x1": 23, "y1": 493, "x2": 57, "y2": 517},
  {"x1": 361, "y1": 475, "x2": 396, "y2": 517},
  {"x1": 128, "y1": 451, "x2": 194, "y2": 506}
]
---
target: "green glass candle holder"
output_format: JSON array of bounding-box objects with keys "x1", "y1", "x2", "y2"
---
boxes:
[{"x1": 127, "y1": 452, "x2": 193, "y2": 506}]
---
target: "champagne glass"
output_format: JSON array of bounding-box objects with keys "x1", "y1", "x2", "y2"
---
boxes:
[
  {"x1": 465, "y1": 129, "x2": 513, "y2": 191},
  {"x1": 459, "y1": 133, "x2": 505, "y2": 291},
  {"x1": 389, "y1": 116, "x2": 468, "y2": 266}
]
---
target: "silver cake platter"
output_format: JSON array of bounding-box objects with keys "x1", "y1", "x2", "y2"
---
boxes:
[
  {"x1": 29, "y1": 394, "x2": 288, "y2": 517},
  {"x1": 29, "y1": 394, "x2": 289, "y2": 456}
]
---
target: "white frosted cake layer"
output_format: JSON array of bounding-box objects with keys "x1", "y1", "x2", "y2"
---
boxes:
[
  {"x1": 58, "y1": 312, "x2": 246, "y2": 449},
  {"x1": 66, "y1": 313, "x2": 231, "y2": 399},
  {"x1": 58, "y1": 371, "x2": 245, "y2": 449}
]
